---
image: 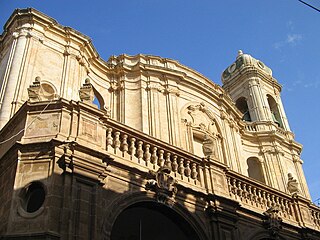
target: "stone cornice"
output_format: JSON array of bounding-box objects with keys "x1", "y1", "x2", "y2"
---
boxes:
[{"x1": 223, "y1": 65, "x2": 282, "y2": 93}]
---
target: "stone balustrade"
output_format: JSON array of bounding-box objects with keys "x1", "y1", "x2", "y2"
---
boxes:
[
  {"x1": 244, "y1": 121, "x2": 294, "y2": 140},
  {"x1": 103, "y1": 119, "x2": 202, "y2": 185},
  {"x1": 310, "y1": 205, "x2": 320, "y2": 230},
  {"x1": 11, "y1": 99, "x2": 320, "y2": 230},
  {"x1": 226, "y1": 172, "x2": 295, "y2": 220}
]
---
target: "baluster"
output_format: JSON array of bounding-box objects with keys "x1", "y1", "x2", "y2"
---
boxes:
[
  {"x1": 191, "y1": 163, "x2": 198, "y2": 180},
  {"x1": 232, "y1": 179, "x2": 237, "y2": 196},
  {"x1": 165, "y1": 152, "x2": 171, "y2": 169},
  {"x1": 275, "y1": 196, "x2": 280, "y2": 209},
  {"x1": 243, "y1": 183, "x2": 247, "y2": 200},
  {"x1": 284, "y1": 200, "x2": 289, "y2": 216},
  {"x1": 248, "y1": 185, "x2": 253, "y2": 203},
  {"x1": 257, "y1": 189, "x2": 262, "y2": 205},
  {"x1": 171, "y1": 155, "x2": 178, "y2": 173},
  {"x1": 129, "y1": 137, "x2": 136, "y2": 158},
  {"x1": 150, "y1": 147, "x2": 158, "y2": 165},
  {"x1": 106, "y1": 128, "x2": 113, "y2": 149},
  {"x1": 279, "y1": 198, "x2": 285, "y2": 216},
  {"x1": 266, "y1": 193, "x2": 271, "y2": 208},
  {"x1": 184, "y1": 160, "x2": 191, "y2": 178},
  {"x1": 158, "y1": 149, "x2": 165, "y2": 167},
  {"x1": 237, "y1": 181, "x2": 243, "y2": 199},
  {"x1": 121, "y1": 134, "x2": 128, "y2": 155},
  {"x1": 271, "y1": 194, "x2": 275, "y2": 207},
  {"x1": 252, "y1": 187, "x2": 257, "y2": 203},
  {"x1": 113, "y1": 131, "x2": 121, "y2": 153},
  {"x1": 261, "y1": 191, "x2": 266, "y2": 206},
  {"x1": 144, "y1": 144, "x2": 151, "y2": 166},
  {"x1": 136, "y1": 140, "x2": 144, "y2": 162},
  {"x1": 178, "y1": 158, "x2": 185, "y2": 175}
]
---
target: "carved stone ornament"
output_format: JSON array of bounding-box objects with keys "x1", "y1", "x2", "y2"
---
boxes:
[
  {"x1": 28, "y1": 76, "x2": 57, "y2": 102},
  {"x1": 186, "y1": 102, "x2": 218, "y2": 135},
  {"x1": 263, "y1": 206, "x2": 283, "y2": 240},
  {"x1": 79, "y1": 78, "x2": 94, "y2": 104},
  {"x1": 287, "y1": 173, "x2": 300, "y2": 195},
  {"x1": 146, "y1": 166, "x2": 178, "y2": 206}
]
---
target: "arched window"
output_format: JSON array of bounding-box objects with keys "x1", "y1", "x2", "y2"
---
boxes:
[
  {"x1": 267, "y1": 95, "x2": 283, "y2": 128},
  {"x1": 247, "y1": 157, "x2": 265, "y2": 183},
  {"x1": 236, "y1": 97, "x2": 251, "y2": 121}
]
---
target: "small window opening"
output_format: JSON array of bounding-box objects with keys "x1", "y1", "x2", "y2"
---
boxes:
[
  {"x1": 22, "y1": 182, "x2": 46, "y2": 213},
  {"x1": 236, "y1": 97, "x2": 251, "y2": 121}
]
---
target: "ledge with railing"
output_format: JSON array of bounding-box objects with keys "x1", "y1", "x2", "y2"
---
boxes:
[{"x1": 4, "y1": 99, "x2": 320, "y2": 230}]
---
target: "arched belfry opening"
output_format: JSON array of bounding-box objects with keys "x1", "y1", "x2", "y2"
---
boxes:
[
  {"x1": 247, "y1": 157, "x2": 265, "y2": 183},
  {"x1": 267, "y1": 94, "x2": 283, "y2": 128},
  {"x1": 110, "y1": 202, "x2": 201, "y2": 240},
  {"x1": 235, "y1": 97, "x2": 251, "y2": 122}
]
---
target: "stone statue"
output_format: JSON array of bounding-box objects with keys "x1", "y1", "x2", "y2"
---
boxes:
[
  {"x1": 202, "y1": 134, "x2": 214, "y2": 158},
  {"x1": 287, "y1": 173, "x2": 300, "y2": 195}
]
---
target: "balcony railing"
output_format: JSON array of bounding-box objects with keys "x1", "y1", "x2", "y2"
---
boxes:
[{"x1": 3, "y1": 99, "x2": 319, "y2": 230}]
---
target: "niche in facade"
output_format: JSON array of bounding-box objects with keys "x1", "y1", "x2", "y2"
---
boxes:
[
  {"x1": 182, "y1": 103, "x2": 223, "y2": 161},
  {"x1": 247, "y1": 157, "x2": 265, "y2": 183},
  {"x1": 267, "y1": 95, "x2": 283, "y2": 128},
  {"x1": 236, "y1": 97, "x2": 251, "y2": 121}
]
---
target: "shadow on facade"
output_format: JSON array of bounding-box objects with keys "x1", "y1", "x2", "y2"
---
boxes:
[{"x1": 0, "y1": 158, "x2": 209, "y2": 240}]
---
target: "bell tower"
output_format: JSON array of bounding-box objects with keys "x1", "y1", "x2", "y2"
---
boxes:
[{"x1": 221, "y1": 50, "x2": 290, "y2": 131}]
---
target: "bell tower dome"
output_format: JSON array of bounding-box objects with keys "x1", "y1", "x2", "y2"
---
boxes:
[{"x1": 222, "y1": 50, "x2": 290, "y2": 131}]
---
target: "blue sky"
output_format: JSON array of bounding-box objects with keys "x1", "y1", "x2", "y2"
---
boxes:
[{"x1": 1, "y1": 0, "x2": 320, "y2": 201}]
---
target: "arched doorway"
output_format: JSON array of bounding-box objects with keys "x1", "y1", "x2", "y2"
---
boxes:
[{"x1": 110, "y1": 202, "x2": 201, "y2": 240}]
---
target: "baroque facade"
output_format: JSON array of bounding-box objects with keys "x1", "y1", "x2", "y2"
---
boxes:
[{"x1": 0, "y1": 8, "x2": 319, "y2": 240}]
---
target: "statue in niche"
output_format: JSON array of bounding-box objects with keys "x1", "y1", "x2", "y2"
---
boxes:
[{"x1": 287, "y1": 173, "x2": 300, "y2": 195}]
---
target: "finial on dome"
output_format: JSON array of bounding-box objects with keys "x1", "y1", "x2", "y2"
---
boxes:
[{"x1": 237, "y1": 50, "x2": 243, "y2": 58}]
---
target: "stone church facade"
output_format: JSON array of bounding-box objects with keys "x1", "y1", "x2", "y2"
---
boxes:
[{"x1": 0, "y1": 8, "x2": 319, "y2": 240}]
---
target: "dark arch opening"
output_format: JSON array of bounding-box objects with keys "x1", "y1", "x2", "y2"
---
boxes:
[
  {"x1": 110, "y1": 202, "x2": 201, "y2": 240},
  {"x1": 236, "y1": 97, "x2": 251, "y2": 121},
  {"x1": 267, "y1": 94, "x2": 283, "y2": 128}
]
